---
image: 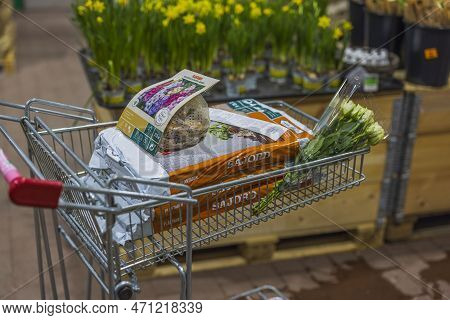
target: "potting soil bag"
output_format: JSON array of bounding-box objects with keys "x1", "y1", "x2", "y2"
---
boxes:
[
  {"x1": 90, "y1": 99, "x2": 313, "y2": 235},
  {"x1": 117, "y1": 70, "x2": 219, "y2": 154}
]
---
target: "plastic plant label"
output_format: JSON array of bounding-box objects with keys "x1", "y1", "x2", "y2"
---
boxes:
[
  {"x1": 117, "y1": 70, "x2": 219, "y2": 155},
  {"x1": 424, "y1": 48, "x2": 439, "y2": 60},
  {"x1": 363, "y1": 73, "x2": 379, "y2": 93}
]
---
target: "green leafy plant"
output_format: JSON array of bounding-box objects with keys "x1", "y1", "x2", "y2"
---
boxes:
[
  {"x1": 73, "y1": 0, "x2": 125, "y2": 91},
  {"x1": 268, "y1": 0, "x2": 298, "y2": 63},
  {"x1": 141, "y1": 0, "x2": 166, "y2": 77},
  {"x1": 295, "y1": 0, "x2": 351, "y2": 74},
  {"x1": 224, "y1": 0, "x2": 262, "y2": 76},
  {"x1": 120, "y1": 0, "x2": 144, "y2": 80}
]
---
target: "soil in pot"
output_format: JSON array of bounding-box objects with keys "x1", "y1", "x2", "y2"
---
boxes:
[
  {"x1": 253, "y1": 58, "x2": 267, "y2": 75},
  {"x1": 302, "y1": 72, "x2": 326, "y2": 91},
  {"x1": 125, "y1": 79, "x2": 143, "y2": 94},
  {"x1": 225, "y1": 74, "x2": 248, "y2": 98},
  {"x1": 292, "y1": 67, "x2": 304, "y2": 88},
  {"x1": 269, "y1": 61, "x2": 289, "y2": 85},
  {"x1": 327, "y1": 72, "x2": 342, "y2": 89},
  {"x1": 101, "y1": 87, "x2": 126, "y2": 105}
]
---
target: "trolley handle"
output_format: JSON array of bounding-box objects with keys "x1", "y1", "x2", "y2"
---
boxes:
[{"x1": 0, "y1": 149, "x2": 63, "y2": 209}]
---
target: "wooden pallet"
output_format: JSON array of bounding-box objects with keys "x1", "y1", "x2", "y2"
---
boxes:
[
  {"x1": 386, "y1": 90, "x2": 450, "y2": 241},
  {"x1": 138, "y1": 220, "x2": 385, "y2": 279},
  {"x1": 386, "y1": 212, "x2": 450, "y2": 242}
]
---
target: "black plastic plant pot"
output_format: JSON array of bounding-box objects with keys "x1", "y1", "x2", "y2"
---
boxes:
[
  {"x1": 349, "y1": 0, "x2": 365, "y2": 47},
  {"x1": 405, "y1": 24, "x2": 450, "y2": 87},
  {"x1": 367, "y1": 11, "x2": 404, "y2": 56}
]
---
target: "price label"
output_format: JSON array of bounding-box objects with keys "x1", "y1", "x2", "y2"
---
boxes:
[{"x1": 424, "y1": 48, "x2": 439, "y2": 60}]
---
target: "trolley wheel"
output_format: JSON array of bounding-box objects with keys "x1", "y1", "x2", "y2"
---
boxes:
[{"x1": 115, "y1": 282, "x2": 134, "y2": 300}]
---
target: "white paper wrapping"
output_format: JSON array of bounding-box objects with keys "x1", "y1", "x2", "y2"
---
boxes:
[{"x1": 83, "y1": 172, "x2": 154, "y2": 245}]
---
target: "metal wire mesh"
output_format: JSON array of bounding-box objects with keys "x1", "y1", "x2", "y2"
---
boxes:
[{"x1": 20, "y1": 101, "x2": 367, "y2": 275}]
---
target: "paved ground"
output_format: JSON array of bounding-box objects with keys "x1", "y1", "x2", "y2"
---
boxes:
[{"x1": 0, "y1": 7, "x2": 450, "y2": 300}]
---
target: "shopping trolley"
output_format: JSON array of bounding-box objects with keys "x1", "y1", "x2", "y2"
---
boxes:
[{"x1": 0, "y1": 98, "x2": 368, "y2": 300}]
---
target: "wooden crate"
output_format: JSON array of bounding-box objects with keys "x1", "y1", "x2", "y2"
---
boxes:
[{"x1": 386, "y1": 90, "x2": 450, "y2": 241}]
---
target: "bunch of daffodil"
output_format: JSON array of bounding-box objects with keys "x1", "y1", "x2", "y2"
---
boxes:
[
  {"x1": 294, "y1": 0, "x2": 326, "y2": 72},
  {"x1": 294, "y1": 0, "x2": 351, "y2": 75},
  {"x1": 185, "y1": 0, "x2": 224, "y2": 72},
  {"x1": 247, "y1": 0, "x2": 273, "y2": 59},
  {"x1": 159, "y1": 0, "x2": 192, "y2": 74},
  {"x1": 141, "y1": 0, "x2": 166, "y2": 77},
  {"x1": 267, "y1": 0, "x2": 299, "y2": 64},
  {"x1": 224, "y1": 0, "x2": 268, "y2": 76},
  {"x1": 73, "y1": 0, "x2": 125, "y2": 91},
  {"x1": 315, "y1": 16, "x2": 352, "y2": 73},
  {"x1": 118, "y1": 0, "x2": 144, "y2": 83}
]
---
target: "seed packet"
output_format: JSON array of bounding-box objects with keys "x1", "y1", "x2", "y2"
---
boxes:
[{"x1": 117, "y1": 70, "x2": 219, "y2": 155}]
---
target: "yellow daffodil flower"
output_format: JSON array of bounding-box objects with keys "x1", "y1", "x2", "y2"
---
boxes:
[
  {"x1": 183, "y1": 13, "x2": 195, "y2": 24},
  {"x1": 117, "y1": 0, "x2": 128, "y2": 7},
  {"x1": 84, "y1": 0, "x2": 93, "y2": 10},
  {"x1": 93, "y1": 1, "x2": 105, "y2": 13},
  {"x1": 96, "y1": 16, "x2": 103, "y2": 24},
  {"x1": 77, "y1": 5, "x2": 86, "y2": 16},
  {"x1": 250, "y1": 6, "x2": 262, "y2": 19},
  {"x1": 175, "y1": 0, "x2": 189, "y2": 14},
  {"x1": 292, "y1": 0, "x2": 303, "y2": 5},
  {"x1": 155, "y1": 0, "x2": 163, "y2": 11},
  {"x1": 196, "y1": 21, "x2": 206, "y2": 34},
  {"x1": 214, "y1": 3, "x2": 224, "y2": 18},
  {"x1": 165, "y1": 5, "x2": 180, "y2": 20},
  {"x1": 282, "y1": 5, "x2": 289, "y2": 12},
  {"x1": 227, "y1": 0, "x2": 235, "y2": 5},
  {"x1": 195, "y1": 0, "x2": 211, "y2": 17},
  {"x1": 162, "y1": 18, "x2": 170, "y2": 27},
  {"x1": 263, "y1": 8, "x2": 273, "y2": 16},
  {"x1": 333, "y1": 27, "x2": 343, "y2": 39},
  {"x1": 343, "y1": 20, "x2": 353, "y2": 31},
  {"x1": 318, "y1": 15, "x2": 331, "y2": 29},
  {"x1": 234, "y1": 3, "x2": 244, "y2": 14}
]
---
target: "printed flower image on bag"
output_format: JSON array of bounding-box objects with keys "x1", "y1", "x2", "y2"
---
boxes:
[{"x1": 133, "y1": 78, "x2": 205, "y2": 118}]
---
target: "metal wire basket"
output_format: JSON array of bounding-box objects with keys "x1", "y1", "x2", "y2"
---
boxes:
[{"x1": 0, "y1": 98, "x2": 368, "y2": 299}]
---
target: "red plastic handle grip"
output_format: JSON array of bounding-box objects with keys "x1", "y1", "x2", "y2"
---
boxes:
[
  {"x1": 9, "y1": 177, "x2": 63, "y2": 209},
  {"x1": 0, "y1": 149, "x2": 63, "y2": 208}
]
